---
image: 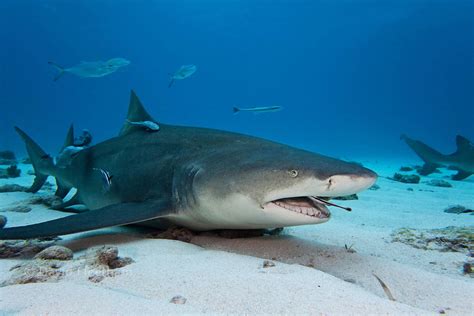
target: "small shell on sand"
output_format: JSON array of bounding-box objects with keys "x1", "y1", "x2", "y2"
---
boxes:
[
  {"x1": 88, "y1": 274, "x2": 105, "y2": 283},
  {"x1": 263, "y1": 260, "x2": 276, "y2": 268},
  {"x1": 170, "y1": 295, "x2": 187, "y2": 304},
  {"x1": 34, "y1": 246, "x2": 74, "y2": 261}
]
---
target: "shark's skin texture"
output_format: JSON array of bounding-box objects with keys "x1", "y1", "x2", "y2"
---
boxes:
[
  {"x1": 402, "y1": 134, "x2": 474, "y2": 180},
  {"x1": 0, "y1": 91, "x2": 377, "y2": 240}
]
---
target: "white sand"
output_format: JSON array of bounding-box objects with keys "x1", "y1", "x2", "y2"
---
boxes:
[{"x1": 0, "y1": 162, "x2": 473, "y2": 315}]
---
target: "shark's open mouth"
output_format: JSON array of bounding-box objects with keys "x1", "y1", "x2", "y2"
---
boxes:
[{"x1": 268, "y1": 196, "x2": 331, "y2": 219}]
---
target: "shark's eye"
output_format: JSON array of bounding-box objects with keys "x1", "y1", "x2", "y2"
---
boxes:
[{"x1": 288, "y1": 169, "x2": 298, "y2": 177}]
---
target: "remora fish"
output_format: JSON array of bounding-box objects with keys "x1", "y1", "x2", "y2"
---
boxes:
[
  {"x1": 233, "y1": 106, "x2": 282, "y2": 114},
  {"x1": 48, "y1": 58, "x2": 130, "y2": 81},
  {"x1": 401, "y1": 134, "x2": 474, "y2": 180},
  {"x1": 126, "y1": 119, "x2": 160, "y2": 132},
  {"x1": 0, "y1": 91, "x2": 377, "y2": 240},
  {"x1": 168, "y1": 64, "x2": 197, "y2": 87}
]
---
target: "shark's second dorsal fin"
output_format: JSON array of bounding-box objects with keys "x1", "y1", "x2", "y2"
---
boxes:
[
  {"x1": 119, "y1": 90, "x2": 158, "y2": 136},
  {"x1": 61, "y1": 124, "x2": 74, "y2": 152},
  {"x1": 56, "y1": 124, "x2": 75, "y2": 199},
  {"x1": 455, "y1": 135, "x2": 472, "y2": 153}
]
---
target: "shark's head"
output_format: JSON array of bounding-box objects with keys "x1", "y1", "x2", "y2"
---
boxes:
[{"x1": 176, "y1": 141, "x2": 377, "y2": 230}]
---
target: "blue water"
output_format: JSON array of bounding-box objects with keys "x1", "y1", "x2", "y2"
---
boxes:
[{"x1": 1, "y1": 0, "x2": 473, "y2": 161}]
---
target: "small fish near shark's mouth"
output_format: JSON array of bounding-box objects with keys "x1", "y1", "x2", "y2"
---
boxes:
[{"x1": 265, "y1": 196, "x2": 352, "y2": 219}]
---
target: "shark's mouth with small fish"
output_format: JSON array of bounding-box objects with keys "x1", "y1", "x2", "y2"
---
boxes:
[{"x1": 265, "y1": 196, "x2": 351, "y2": 219}]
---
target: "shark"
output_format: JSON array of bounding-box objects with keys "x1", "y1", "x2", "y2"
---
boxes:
[
  {"x1": 0, "y1": 91, "x2": 377, "y2": 240},
  {"x1": 401, "y1": 134, "x2": 474, "y2": 180}
]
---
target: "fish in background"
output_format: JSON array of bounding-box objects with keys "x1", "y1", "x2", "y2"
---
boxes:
[
  {"x1": 401, "y1": 134, "x2": 474, "y2": 180},
  {"x1": 168, "y1": 64, "x2": 197, "y2": 87},
  {"x1": 48, "y1": 58, "x2": 130, "y2": 81},
  {"x1": 233, "y1": 106, "x2": 282, "y2": 114}
]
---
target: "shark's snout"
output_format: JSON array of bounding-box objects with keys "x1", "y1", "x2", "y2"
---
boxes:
[{"x1": 324, "y1": 169, "x2": 377, "y2": 196}]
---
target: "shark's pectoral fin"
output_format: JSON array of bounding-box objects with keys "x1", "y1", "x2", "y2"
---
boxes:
[
  {"x1": 0, "y1": 199, "x2": 172, "y2": 240},
  {"x1": 452, "y1": 170, "x2": 472, "y2": 181},
  {"x1": 418, "y1": 163, "x2": 439, "y2": 176},
  {"x1": 55, "y1": 180, "x2": 72, "y2": 198},
  {"x1": 27, "y1": 174, "x2": 49, "y2": 193},
  {"x1": 51, "y1": 192, "x2": 83, "y2": 212}
]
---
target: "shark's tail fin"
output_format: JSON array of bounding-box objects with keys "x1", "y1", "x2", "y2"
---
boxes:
[
  {"x1": 48, "y1": 61, "x2": 65, "y2": 81},
  {"x1": 168, "y1": 78, "x2": 175, "y2": 88},
  {"x1": 233, "y1": 107, "x2": 240, "y2": 114},
  {"x1": 15, "y1": 127, "x2": 55, "y2": 193}
]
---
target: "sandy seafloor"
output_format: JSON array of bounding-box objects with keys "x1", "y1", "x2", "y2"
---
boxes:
[{"x1": 0, "y1": 160, "x2": 473, "y2": 315}]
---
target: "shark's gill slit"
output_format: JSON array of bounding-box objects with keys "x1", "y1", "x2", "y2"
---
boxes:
[{"x1": 309, "y1": 196, "x2": 352, "y2": 212}]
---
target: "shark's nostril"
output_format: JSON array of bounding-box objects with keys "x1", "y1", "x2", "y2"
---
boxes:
[{"x1": 288, "y1": 170, "x2": 298, "y2": 178}]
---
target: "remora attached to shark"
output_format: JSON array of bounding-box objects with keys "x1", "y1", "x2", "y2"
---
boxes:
[
  {"x1": 401, "y1": 134, "x2": 474, "y2": 180},
  {"x1": 0, "y1": 91, "x2": 377, "y2": 240}
]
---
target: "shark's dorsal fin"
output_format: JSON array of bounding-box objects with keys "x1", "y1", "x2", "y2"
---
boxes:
[
  {"x1": 119, "y1": 90, "x2": 158, "y2": 136},
  {"x1": 55, "y1": 124, "x2": 75, "y2": 198},
  {"x1": 61, "y1": 124, "x2": 74, "y2": 152},
  {"x1": 455, "y1": 135, "x2": 472, "y2": 153}
]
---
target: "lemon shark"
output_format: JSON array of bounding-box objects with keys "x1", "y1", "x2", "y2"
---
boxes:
[
  {"x1": 401, "y1": 134, "x2": 474, "y2": 180},
  {"x1": 0, "y1": 91, "x2": 377, "y2": 240}
]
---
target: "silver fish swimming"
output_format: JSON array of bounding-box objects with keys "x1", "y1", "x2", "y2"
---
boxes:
[
  {"x1": 168, "y1": 64, "x2": 197, "y2": 87},
  {"x1": 0, "y1": 91, "x2": 377, "y2": 240},
  {"x1": 48, "y1": 58, "x2": 130, "y2": 81},
  {"x1": 233, "y1": 106, "x2": 282, "y2": 114}
]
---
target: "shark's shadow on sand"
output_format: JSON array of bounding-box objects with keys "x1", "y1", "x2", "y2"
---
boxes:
[{"x1": 190, "y1": 233, "x2": 472, "y2": 313}]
